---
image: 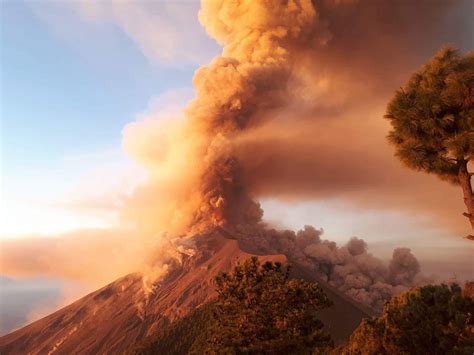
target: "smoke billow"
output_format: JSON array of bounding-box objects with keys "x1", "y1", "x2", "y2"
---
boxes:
[
  {"x1": 231, "y1": 224, "x2": 426, "y2": 310},
  {"x1": 123, "y1": 0, "x2": 472, "y2": 235},
  {"x1": 119, "y1": 0, "x2": 472, "y2": 307},
  {"x1": 123, "y1": 0, "x2": 325, "y2": 233}
]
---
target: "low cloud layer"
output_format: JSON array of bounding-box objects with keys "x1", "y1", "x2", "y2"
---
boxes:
[
  {"x1": 0, "y1": 230, "x2": 146, "y2": 285},
  {"x1": 77, "y1": 0, "x2": 219, "y2": 65},
  {"x1": 28, "y1": 0, "x2": 219, "y2": 66}
]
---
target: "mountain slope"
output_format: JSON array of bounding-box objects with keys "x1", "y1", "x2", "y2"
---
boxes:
[
  {"x1": 0, "y1": 230, "x2": 373, "y2": 354},
  {"x1": 129, "y1": 275, "x2": 376, "y2": 355}
]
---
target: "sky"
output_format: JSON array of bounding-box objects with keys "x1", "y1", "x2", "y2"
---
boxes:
[
  {"x1": 0, "y1": 0, "x2": 473, "y2": 335},
  {"x1": 0, "y1": 0, "x2": 219, "y2": 237},
  {"x1": 0, "y1": 0, "x2": 218, "y2": 333}
]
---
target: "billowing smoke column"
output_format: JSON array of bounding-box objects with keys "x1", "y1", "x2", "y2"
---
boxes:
[
  {"x1": 123, "y1": 0, "x2": 326, "y2": 233},
  {"x1": 121, "y1": 0, "x2": 469, "y2": 308},
  {"x1": 189, "y1": 0, "x2": 321, "y2": 228},
  {"x1": 124, "y1": 0, "x2": 471, "y2": 235}
]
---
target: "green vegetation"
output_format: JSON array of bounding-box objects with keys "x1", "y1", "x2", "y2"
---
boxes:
[
  {"x1": 206, "y1": 257, "x2": 333, "y2": 354},
  {"x1": 131, "y1": 257, "x2": 333, "y2": 354},
  {"x1": 339, "y1": 283, "x2": 474, "y2": 355},
  {"x1": 384, "y1": 47, "x2": 474, "y2": 232},
  {"x1": 130, "y1": 259, "x2": 473, "y2": 355}
]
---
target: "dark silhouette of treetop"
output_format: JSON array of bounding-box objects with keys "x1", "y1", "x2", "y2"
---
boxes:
[
  {"x1": 207, "y1": 257, "x2": 333, "y2": 354},
  {"x1": 340, "y1": 283, "x2": 474, "y2": 354},
  {"x1": 385, "y1": 46, "x2": 474, "y2": 235}
]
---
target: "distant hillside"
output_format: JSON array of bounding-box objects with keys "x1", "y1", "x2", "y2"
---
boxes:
[{"x1": 0, "y1": 229, "x2": 373, "y2": 354}]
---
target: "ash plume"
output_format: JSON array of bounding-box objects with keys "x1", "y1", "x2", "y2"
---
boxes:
[
  {"x1": 124, "y1": 0, "x2": 326, "y2": 233},
  {"x1": 123, "y1": 0, "x2": 472, "y2": 235},
  {"x1": 119, "y1": 0, "x2": 471, "y2": 307}
]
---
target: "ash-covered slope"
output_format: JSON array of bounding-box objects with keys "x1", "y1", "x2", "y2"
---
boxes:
[{"x1": 0, "y1": 230, "x2": 371, "y2": 354}]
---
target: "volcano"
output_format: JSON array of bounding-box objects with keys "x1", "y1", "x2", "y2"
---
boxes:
[{"x1": 0, "y1": 229, "x2": 374, "y2": 354}]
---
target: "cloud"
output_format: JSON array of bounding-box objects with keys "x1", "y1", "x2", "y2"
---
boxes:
[
  {"x1": 232, "y1": 103, "x2": 466, "y2": 233},
  {"x1": 120, "y1": 0, "x2": 472, "y2": 237},
  {"x1": 218, "y1": 0, "x2": 471, "y2": 235},
  {"x1": 120, "y1": 88, "x2": 206, "y2": 235},
  {"x1": 1, "y1": 147, "x2": 147, "y2": 237},
  {"x1": 23, "y1": 0, "x2": 472, "y2": 239},
  {"x1": 77, "y1": 0, "x2": 219, "y2": 66},
  {"x1": 27, "y1": 0, "x2": 220, "y2": 67},
  {"x1": 0, "y1": 229, "x2": 141, "y2": 285}
]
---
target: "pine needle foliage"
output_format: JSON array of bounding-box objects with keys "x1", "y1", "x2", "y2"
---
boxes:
[
  {"x1": 340, "y1": 283, "x2": 474, "y2": 355},
  {"x1": 206, "y1": 257, "x2": 333, "y2": 354},
  {"x1": 385, "y1": 46, "x2": 473, "y2": 183},
  {"x1": 385, "y1": 46, "x2": 474, "y2": 231}
]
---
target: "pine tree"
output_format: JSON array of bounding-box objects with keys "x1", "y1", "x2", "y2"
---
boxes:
[
  {"x1": 206, "y1": 257, "x2": 333, "y2": 354},
  {"x1": 340, "y1": 284, "x2": 474, "y2": 355},
  {"x1": 384, "y1": 46, "x2": 474, "y2": 237}
]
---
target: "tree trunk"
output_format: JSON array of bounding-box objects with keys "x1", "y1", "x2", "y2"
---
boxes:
[{"x1": 458, "y1": 160, "x2": 474, "y2": 231}]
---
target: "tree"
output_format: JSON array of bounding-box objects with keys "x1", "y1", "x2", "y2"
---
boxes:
[
  {"x1": 339, "y1": 283, "x2": 474, "y2": 355},
  {"x1": 206, "y1": 257, "x2": 333, "y2": 354},
  {"x1": 384, "y1": 46, "x2": 474, "y2": 236}
]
